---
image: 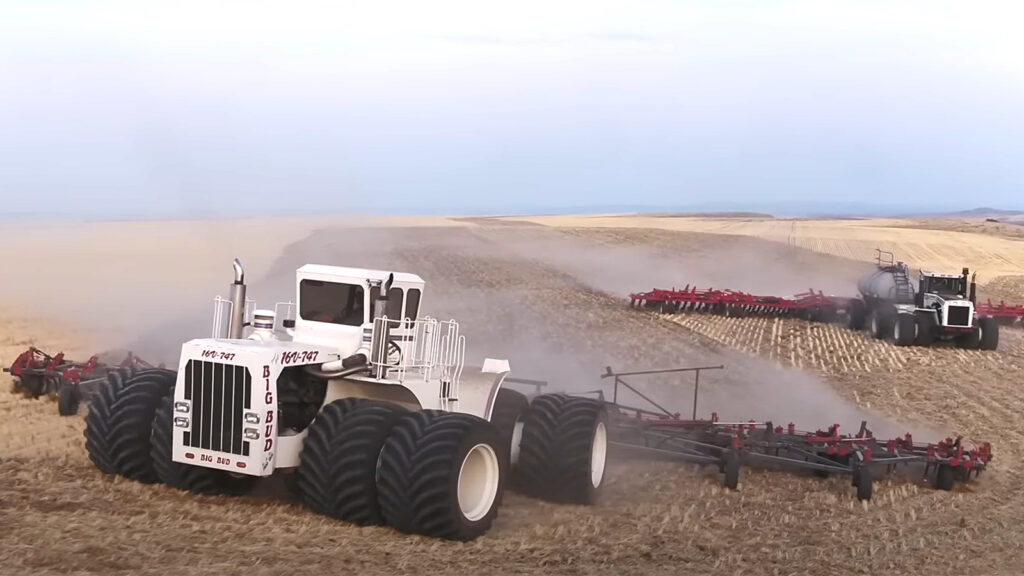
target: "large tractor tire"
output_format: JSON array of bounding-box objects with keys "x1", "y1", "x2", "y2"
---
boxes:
[
  {"x1": 108, "y1": 372, "x2": 176, "y2": 482},
  {"x1": 84, "y1": 369, "x2": 176, "y2": 478},
  {"x1": 893, "y1": 313, "x2": 916, "y2": 346},
  {"x1": 488, "y1": 388, "x2": 529, "y2": 470},
  {"x1": 295, "y1": 398, "x2": 407, "y2": 526},
  {"x1": 978, "y1": 316, "x2": 999, "y2": 351},
  {"x1": 515, "y1": 393, "x2": 609, "y2": 505},
  {"x1": 378, "y1": 410, "x2": 505, "y2": 541},
  {"x1": 151, "y1": 393, "x2": 256, "y2": 495},
  {"x1": 914, "y1": 312, "x2": 936, "y2": 346}
]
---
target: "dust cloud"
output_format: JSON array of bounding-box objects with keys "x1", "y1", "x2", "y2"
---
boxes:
[{"x1": 32, "y1": 218, "x2": 923, "y2": 439}]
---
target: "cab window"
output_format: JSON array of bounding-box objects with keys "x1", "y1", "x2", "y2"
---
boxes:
[
  {"x1": 368, "y1": 286, "x2": 405, "y2": 319},
  {"x1": 299, "y1": 280, "x2": 364, "y2": 326}
]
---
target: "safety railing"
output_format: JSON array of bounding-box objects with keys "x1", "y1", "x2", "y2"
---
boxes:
[
  {"x1": 210, "y1": 296, "x2": 256, "y2": 339},
  {"x1": 369, "y1": 316, "x2": 466, "y2": 396}
]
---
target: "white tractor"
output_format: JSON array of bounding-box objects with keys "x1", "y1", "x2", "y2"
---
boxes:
[{"x1": 83, "y1": 259, "x2": 608, "y2": 540}]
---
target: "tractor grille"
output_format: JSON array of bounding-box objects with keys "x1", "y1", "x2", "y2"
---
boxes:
[
  {"x1": 947, "y1": 305, "x2": 971, "y2": 327},
  {"x1": 183, "y1": 360, "x2": 251, "y2": 457}
]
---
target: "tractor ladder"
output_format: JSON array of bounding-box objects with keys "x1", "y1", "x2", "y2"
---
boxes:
[{"x1": 892, "y1": 263, "x2": 914, "y2": 303}]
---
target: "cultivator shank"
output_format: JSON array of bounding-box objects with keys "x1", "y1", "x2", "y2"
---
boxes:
[{"x1": 4, "y1": 346, "x2": 163, "y2": 415}]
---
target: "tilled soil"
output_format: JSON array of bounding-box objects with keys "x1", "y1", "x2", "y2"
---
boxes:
[{"x1": 3, "y1": 222, "x2": 1023, "y2": 576}]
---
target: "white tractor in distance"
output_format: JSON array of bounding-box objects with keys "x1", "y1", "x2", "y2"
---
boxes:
[{"x1": 83, "y1": 259, "x2": 609, "y2": 540}]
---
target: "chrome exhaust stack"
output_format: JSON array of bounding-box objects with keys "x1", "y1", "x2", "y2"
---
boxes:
[{"x1": 228, "y1": 258, "x2": 247, "y2": 339}]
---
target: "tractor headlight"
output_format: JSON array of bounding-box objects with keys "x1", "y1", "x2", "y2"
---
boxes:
[
  {"x1": 244, "y1": 412, "x2": 260, "y2": 424},
  {"x1": 243, "y1": 428, "x2": 260, "y2": 440},
  {"x1": 173, "y1": 417, "x2": 190, "y2": 428},
  {"x1": 174, "y1": 401, "x2": 190, "y2": 413}
]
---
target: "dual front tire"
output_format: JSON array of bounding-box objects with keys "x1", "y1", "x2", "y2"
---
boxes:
[
  {"x1": 297, "y1": 399, "x2": 505, "y2": 541},
  {"x1": 84, "y1": 369, "x2": 255, "y2": 493}
]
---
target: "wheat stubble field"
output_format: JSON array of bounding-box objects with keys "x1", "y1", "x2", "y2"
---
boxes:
[{"x1": 1, "y1": 215, "x2": 1023, "y2": 576}]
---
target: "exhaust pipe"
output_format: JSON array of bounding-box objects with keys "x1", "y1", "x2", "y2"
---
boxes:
[
  {"x1": 370, "y1": 273, "x2": 395, "y2": 378},
  {"x1": 229, "y1": 258, "x2": 247, "y2": 339}
]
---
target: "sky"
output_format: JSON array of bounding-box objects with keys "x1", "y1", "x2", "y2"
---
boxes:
[{"x1": 1, "y1": 1, "x2": 1023, "y2": 218}]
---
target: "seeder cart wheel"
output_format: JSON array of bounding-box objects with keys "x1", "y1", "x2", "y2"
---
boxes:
[
  {"x1": 721, "y1": 451, "x2": 740, "y2": 490},
  {"x1": 57, "y1": 383, "x2": 80, "y2": 416}
]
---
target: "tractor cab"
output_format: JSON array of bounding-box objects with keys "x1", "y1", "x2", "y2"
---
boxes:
[
  {"x1": 291, "y1": 265, "x2": 425, "y2": 354},
  {"x1": 919, "y1": 273, "x2": 966, "y2": 299},
  {"x1": 917, "y1": 266, "x2": 977, "y2": 306}
]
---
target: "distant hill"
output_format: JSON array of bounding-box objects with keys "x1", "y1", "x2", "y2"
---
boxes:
[
  {"x1": 648, "y1": 211, "x2": 775, "y2": 219},
  {"x1": 936, "y1": 207, "x2": 1024, "y2": 218}
]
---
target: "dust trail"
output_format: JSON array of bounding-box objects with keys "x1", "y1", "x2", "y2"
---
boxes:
[{"x1": 113, "y1": 221, "x2": 928, "y2": 438}]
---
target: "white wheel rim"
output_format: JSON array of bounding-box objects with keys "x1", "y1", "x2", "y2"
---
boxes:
[
  {"x1": 591, "y1": 421, "x2": 608, "y2": 488},
  {"x1": 894, "y1": 321, "x2": 901, "y2": 340},
  {"x1": 871, "y1": 316, "x2": 878, "y2": 334},
  {"x1": 510, "y1": 418, "x2": 524, "y2": 466},
  {"x1": 458, "y1": 443, "x2": 500, "y2": 522}
]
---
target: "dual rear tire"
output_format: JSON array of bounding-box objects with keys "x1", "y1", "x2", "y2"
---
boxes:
[{"x1": 513, "y1": 393, "x2": 609, "y2": 505}]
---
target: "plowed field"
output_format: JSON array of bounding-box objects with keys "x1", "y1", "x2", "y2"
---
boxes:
[{"x1": 2, "y1": 219, "x2": 1023, "y2": 576}]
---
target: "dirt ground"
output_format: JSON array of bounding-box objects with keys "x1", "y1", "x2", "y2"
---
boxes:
[{"x1": 2, "y1": 216, "x2": 1023, "y2": 576}]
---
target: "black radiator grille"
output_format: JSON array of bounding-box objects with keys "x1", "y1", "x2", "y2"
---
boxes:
[
  {"x1": 183, "y1": 360, "x2": 251, "y2": 457},
  {"x1": 947, "y1": 305, "x2": 971, "y2": 327}
]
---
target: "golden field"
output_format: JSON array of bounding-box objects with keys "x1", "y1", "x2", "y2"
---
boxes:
[{"x1": 2, "y1": 214, "x2": 1023, "y2": 576}]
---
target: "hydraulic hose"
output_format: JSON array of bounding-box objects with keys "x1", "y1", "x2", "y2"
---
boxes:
[{"x1": 303, "y1": 363, "x2": 369, "y2": 380}]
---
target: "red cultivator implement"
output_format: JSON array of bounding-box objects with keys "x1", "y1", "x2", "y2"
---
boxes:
[
  {"x1": 630, "y1": 285, "x2": 854, "y2": 321},
  {"x1": 975, "y1": 300, "x2": 1024, "y2": 326},
  {"x1": 508, "y1": 366, "x2": 993, "y2": 501},
  {"x1": 4, "y1": 347, "x2": 164, "y2": 416}
]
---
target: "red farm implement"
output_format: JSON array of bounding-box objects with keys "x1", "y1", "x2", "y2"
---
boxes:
[
  {"x1": 975, "y1": 300, "x2": 1024, "y2": 326},
  {"x1": 629, "y1": 285, "x2": 853, "y2": 322},
  {"x1": 507, "y1": 366, "x2": 993, "y2": 501},
  {"x1": 4, "y1": 347, "x2": 164, "y2": 416}
]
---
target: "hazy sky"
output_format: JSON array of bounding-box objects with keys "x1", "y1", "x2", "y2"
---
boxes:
[{"x1": 2, "y1": 1, "x2": 1022, "y2": 218}]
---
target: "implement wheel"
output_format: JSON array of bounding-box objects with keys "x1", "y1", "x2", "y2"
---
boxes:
[
  {"x1": 855, "y1": 466, "x2": 873, "y2": 501},
  {"x1": 57, "y1": 383, "x2": 80, "y2": 416},
  {"x1": 721, "y1": 451, "x2": 740, "y2": 490},
  {"x1": 893, "y1": 314, "x2": 915, "y2": 346},
  {"x1": 847, "y1": 299, "x2": 867, "y2": 330},
  {"x1": 935, "y1": 464, "x2": 956, "y2": 491}
]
